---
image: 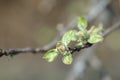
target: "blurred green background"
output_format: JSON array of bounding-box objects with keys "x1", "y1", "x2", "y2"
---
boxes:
[{"x1": 0, "y1": 0, "x2": 120, "y2": 80}]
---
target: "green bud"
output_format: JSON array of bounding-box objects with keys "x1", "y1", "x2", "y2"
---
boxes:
[
  {"x1": 76, "y1": 42, "x2": 83, "y2": 46},
  {"x1": 78, "y1": 17, "x2": 87, "y2": 31},
  {"x1": 91, "y1": 24, "x2": 103, "y2": 34},
  {"x1": 62, "y1": 53, "x2": 73, "y2": 65},
  {"x1": 88, "y1": 24, "x2": 103, "y2": 44},
  {"x1": 88, "y1": 34, "x2": 103, "y2": 43},
  {"x1": 43, "y1": 49, "x2": 59, "y2": 62},
  {"x1": 88, "y1": 26, "x2": 95, "y2": 34},
  {"x1": 8, "y1": 54, "x2": 14, "y2": 60},
  {"x1": 62, "y1": 30, "x2": 77, "y2": 45}
]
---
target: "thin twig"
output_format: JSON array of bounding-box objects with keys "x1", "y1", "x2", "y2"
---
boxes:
[
  {"x1": 0, "y1": 48, "x2": 47, "y2": 57},
  {"x1": 103, "y1": 20, "x2": 120, "y2": 37}
]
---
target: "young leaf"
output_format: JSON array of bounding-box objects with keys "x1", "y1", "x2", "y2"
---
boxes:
[
  {"x1": 78, "y1": 17, "x2": 87, "y2": 31},
  {"x1": 88, "y1": 34, "x2": 103, "y2": 43},
  {"x1": 88, "y1": 24, "x2": 103, "y2": 43},
  {"x1": 62, "y1": 53, "x2": 73, "y2": 65},
  {"x1": 76, "y1": 42, "x2": 83, "y2": 46},
  {"x1": 91, "y1": 24, "x2": 103, "y2": 34},
  {"x1": 8, "y1": 54, "x2": 14, "y2": 60},
  {"x1": 56, "y1": 41, "x2": 64, "y2": 47},
  {"x1": 88, "y1": 26, "x2": 95, "y2": 34},
  {"x1": 82, "y1": 31, "x2": 89, "y2": 40},
  {"x1": 62, "y1": 30, "x2": 77, "y2": 45},
  {"x1": 77, "y1": 31, "x2": 89, "y2": 45},
  {"x1": 43, "y1": 49, "x2": 59, "y2": 62}
]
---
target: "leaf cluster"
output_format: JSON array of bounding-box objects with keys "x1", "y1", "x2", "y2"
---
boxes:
[{"x1": 43, "y1": 17, "x2": 103, "y2": 65}]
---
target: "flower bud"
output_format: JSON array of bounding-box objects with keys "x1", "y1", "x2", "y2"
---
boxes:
[
  {"x1": 78, "y1": 31, "x2": 84, "y2": 37},
  {"x1": 57, "y1": 45, "x2": 65, "y2": 51}
]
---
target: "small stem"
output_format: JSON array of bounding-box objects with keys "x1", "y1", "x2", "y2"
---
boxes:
[
  {"x1": 69, "y1": 42, "x2": 93, "y2": 54},
  {"x1": 0, "y1": 48, "x2": 47, "y2": 57}
]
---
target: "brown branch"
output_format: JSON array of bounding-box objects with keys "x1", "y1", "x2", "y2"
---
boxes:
[
  {"x1": 0, "y1": 0, "x2": 120, "y2": 58},
  {"x1": 0, "y1": 20, "x2": 119, "y2": 58},
  {"x1": 103, "y1": 20, "x2": 120, "y2": 37},
  {"x1": 0, "y1": 48, "x2": 47, "y2": 57}
]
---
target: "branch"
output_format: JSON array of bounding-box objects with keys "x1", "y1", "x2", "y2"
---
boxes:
[
  {"x1": 103, "y1": 20, "x2": 120, "y2": 37},
  {"x1": 0, "y1": 20, "x2": 119, "y2": 58},
  {"x1": 0, "y1": 48, "x2": 47, "y2": 57},
  {"x1": 0, "y1": 0, "x2": 119, "y2": 58}
]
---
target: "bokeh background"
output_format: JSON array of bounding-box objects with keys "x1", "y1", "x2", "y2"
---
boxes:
[{"x1": 0, "y1": 0, "x2": 120, "y2": 80}]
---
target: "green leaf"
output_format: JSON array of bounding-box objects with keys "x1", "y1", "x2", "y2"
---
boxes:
[
  {"x1": 43, "y1": 49, "x2": 59, "y2": 62},
  {"x1": 62, "y1": 53, "x2": 73, "y2": 65},
  {"x1": 8, "y1": 54, "x2": 14, "y2": 60},
  {"x1": 91, "y1": 24, "x2": 103, "y2": 34},
  {"x1": 88, "y1": 24, "x2": 103, "y2": 44},
  {"x1": 88, "y1": 34, "x2": 103, "y2": 43},
  {"x1": 83, "y1": 32, "x2": 89, "y2": 40},
  {"x1": 77, "y1": 32, "x2": 89, "y2": 46},
  {"x1": 62, "y1": 30, "x2": 77, "y2": 45},
  {"x1": 78, "y1": 17, "x2": 87, "y2": 31},
  {"x1": 88, "y1": 26, "x2": 95, "y2": 34},
  {"x1": 76, "y1": 42, "x2": 83, "y2": 46},
  {"x1": 56, "y1": 41, "x2": 64, "y2": 48}
]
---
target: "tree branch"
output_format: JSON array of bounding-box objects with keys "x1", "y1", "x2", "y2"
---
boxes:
[
  {"x1": 0, "y1": 20, "x2": 119, "y2": 58},
  {"x1": 0, "y1": 48, "x2": 47, "y2": 57},
  {"x1": 0, "y1": 0, "x2": 120, "y2": 58},
  {"x1": 103, "y1": 20, "x2": 120, "y2": 37}
]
